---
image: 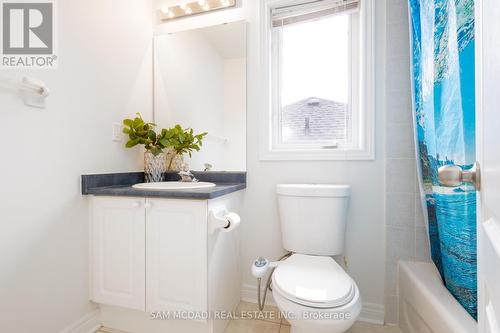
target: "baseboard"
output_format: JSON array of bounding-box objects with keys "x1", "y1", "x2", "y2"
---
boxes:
[
  {"x1": 358, "y1": 302, "x2": 385, "y2": 325},
  {"x1": 241, "y1": 284, "x2": 384, "y2": 325},
  {"x1": 58, "y1": 309, "x2": 101, "y2": 333},
  {"x1": 98, "y1": 328, "x2": 129, "y2": 333}
]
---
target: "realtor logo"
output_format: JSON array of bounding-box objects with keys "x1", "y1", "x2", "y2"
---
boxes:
[{"x1": 1, "y1": 0, "x2": 57, "y2": 68}]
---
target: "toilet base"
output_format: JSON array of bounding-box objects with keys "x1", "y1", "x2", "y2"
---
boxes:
[{"x1": 273, "y1": 285, "x2": 361, "y2": 333}]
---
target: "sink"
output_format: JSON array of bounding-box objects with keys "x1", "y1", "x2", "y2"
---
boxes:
[{"x1": 132, "y1": 181, "x2": 216, "y2": 190}]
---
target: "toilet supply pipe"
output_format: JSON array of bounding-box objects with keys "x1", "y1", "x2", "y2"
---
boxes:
[{"x1": 252, "y1": 252, "x2": 293, "y2": 311}]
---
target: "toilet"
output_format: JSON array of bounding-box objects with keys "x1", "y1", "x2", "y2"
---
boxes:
[{"x1": 273, "y1": 184, "x2": 361, "y2": 333}]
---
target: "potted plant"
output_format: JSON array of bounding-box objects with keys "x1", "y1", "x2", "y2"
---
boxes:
[
  {"x1": 123, "y1": 114, "x2": 169, "y2": 182},
  {"x1": 161, "y1": 124, "x2": 207, "y2": 171},
  {"x1": 122, "y1": 114, "x2": 207, "y2": 182}
]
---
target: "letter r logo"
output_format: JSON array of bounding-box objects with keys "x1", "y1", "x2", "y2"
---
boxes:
[{"x1": 2, "y1": 2, "x2": 53, "y2": 54}]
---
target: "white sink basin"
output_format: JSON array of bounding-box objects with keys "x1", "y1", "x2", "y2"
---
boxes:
[{"x1": 132, "y1": 181, "x2": 216, "y2": 190}]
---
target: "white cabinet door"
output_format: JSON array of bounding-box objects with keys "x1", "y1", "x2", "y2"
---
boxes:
[
  {"x1": 146, "y1": 198, "x2": 208, "y2": 313},
  {"x1": 90, "y1": 196, "x2": 146, "y2": 311}
]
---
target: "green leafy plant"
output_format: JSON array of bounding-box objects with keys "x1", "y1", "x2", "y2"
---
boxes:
[
  {"x1": 122, "y1": 113, "x2": 169, "y2": 156},
  {"x1": 122, "y1": 114, "x2": 208, "y2": 167},
  {"x1": 160, "y1": 125, "x2": 208, "y2": 169}
]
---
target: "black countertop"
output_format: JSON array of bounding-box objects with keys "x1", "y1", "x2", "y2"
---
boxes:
[{"x1": 81, "y1": 171, "x2": 246, "y2": 199}]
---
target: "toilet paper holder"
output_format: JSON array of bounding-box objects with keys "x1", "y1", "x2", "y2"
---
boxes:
[{"x1": 208, "y1": 209, "x2": 240, "y2": 234}]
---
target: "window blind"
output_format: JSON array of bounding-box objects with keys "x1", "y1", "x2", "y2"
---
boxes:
[{"x1": 272, "y1": 0, "x2": 359, "y2": 28}]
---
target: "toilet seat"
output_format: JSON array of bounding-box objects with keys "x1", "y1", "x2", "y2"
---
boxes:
[{"x1": 272, "y1": 254, "x2": 355, "y2": 309}]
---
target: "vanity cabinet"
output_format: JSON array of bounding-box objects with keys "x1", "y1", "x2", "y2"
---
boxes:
[
  {"x1": 145, "y1": 199, "x2": 207, "y2": 313},
  {"x1": 90, "y1": 197, "x2": 208, "y2": 313},
  {"x1": 90, "y1": 197, "x2": 146, "y2": 311}
]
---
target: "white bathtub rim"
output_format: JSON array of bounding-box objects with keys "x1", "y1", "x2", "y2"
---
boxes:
[{"x1": 398, "y1": 261, "x2": 477, "y2": 333}]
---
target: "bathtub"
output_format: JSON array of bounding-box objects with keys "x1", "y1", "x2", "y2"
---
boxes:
[{"x1": 398, "y1": 261, "x2": 477, "y2": 333}]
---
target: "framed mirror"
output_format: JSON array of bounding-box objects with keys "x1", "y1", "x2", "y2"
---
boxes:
[{"x1": 154, "y1": 20, "x2": 247, "y2": 171}]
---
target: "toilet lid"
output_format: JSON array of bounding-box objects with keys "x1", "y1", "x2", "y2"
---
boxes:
[{"x1": 272, "y1": 254, "x2": 355, "y2": 308}]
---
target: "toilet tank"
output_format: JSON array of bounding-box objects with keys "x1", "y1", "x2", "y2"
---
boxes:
[{"x1": 276, "y1": 184, "x2": 351, "y2": 256}]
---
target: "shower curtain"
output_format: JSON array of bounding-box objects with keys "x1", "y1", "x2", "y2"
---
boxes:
[{"x1": 408, "y1": 0, "x2": 477, "y2": 319}]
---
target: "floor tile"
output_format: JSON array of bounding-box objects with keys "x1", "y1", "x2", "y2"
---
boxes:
[
  {"x1": 279, "y1": 324, "x2": 290, "y2": 333},
  {"x1": 280, "y1": 317, "x2": 290, "y2": 326},
  {"x1": 98, "y1": 323, "x2": 401, "y2": 333},
  {"x1": 99, "y1": 303, "x2": 402, "y2": 333},
  {"x1": 346, "y1": 322, "x2": 378, "y2": 333},
  {"x1": 237, "y1": 301, "x2": 282, "y2": 324},
  {"x1": 224, "y1": 319, "x2": 280, "y2": 333},
  {"x1": 373, "y1": 324, "x2": 403, "y2": 333},
  {"x1": 346, "y1": 322, "x2": 403, "y2": 333}
]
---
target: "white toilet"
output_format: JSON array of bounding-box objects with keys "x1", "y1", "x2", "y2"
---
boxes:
[{"x1": 273, "y1": 184, "x2": 361, "y2": 333}]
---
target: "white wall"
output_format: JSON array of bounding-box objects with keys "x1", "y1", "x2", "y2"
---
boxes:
[
  {"x1": 0, "y1": 0, "x2": 152, "y2": 332},
  {"x1": 154, "y1": 0, "x2": 387, "y2": 317}
]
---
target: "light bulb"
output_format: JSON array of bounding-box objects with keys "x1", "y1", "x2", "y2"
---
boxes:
[
  {"x1": 221, "y1": 0, "x2": 230, "y2": 7},
  {"x1": 203, "y1": 3, "x2": 210, "y2": 10},
  {"x1": 167, "y1": 10, "x2": 175, "y2": 18},
  {"x1": 185, "y1": 7, "x2": 193, "y2": 14},
  {"x1": 160, "y1": 5, "x2": 169, "y2": 14},
  {"x1": 180, "y1": 3, "x2": 188, "y2": 10},
  {"x1": 198, "y1": 0, "x2": 207, "y2": 6}
]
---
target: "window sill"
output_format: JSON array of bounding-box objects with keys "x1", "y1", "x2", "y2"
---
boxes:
[{"x1": 259, "y1": 147, "x2": 375, "y2": 161}]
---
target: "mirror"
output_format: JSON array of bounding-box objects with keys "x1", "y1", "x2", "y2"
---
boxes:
[{"x1": 154, "y1": 21, "x2": 247, "y2": 171}]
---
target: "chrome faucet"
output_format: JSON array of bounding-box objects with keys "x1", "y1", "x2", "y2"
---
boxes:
[
  {"x1": 178, "y1": 163, "x2": 198, "y2": 182},
  {"x1": 178, "y1": 170, "x2": 198, "y2": 182},
  {"x1": 178, "y1": 162, "x2": 198, "y2": 183}
]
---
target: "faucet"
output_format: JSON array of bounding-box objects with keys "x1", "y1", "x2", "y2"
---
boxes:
[
  {"x1": 178, "y1": 163, "x2": 198, "y2": 182},
  {"x1": 178, "y1": 170, "x2": 198, "y2": 182}
]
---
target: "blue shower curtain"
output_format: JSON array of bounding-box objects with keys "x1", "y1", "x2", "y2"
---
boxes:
[{"x1": 408, "y1": 0, "x2": 477, "y2": 319}]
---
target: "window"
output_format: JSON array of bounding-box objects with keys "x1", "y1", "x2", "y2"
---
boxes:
[{"x1": 260, "y1": 0, "x2": 374, "y2": 160}]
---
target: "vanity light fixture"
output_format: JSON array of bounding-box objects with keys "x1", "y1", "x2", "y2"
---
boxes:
[
  {"x1": 198, "y1": 0, "x2": 210, "y2": 10},
  {"x1": 160, "y1": 5, "x2": 169, "y2": 14},
  {"x1": 161, "y1": 5, "x2": 175, "y2": 18},
  {"x1": 159, "y1": 0, "x2": 236, "y2": 21}
]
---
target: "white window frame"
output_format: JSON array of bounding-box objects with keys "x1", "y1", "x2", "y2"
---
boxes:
[{"x1": 259, "y1": 0, "x2": 375, "y2": 161}]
